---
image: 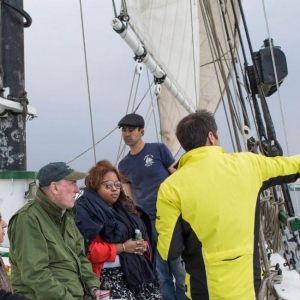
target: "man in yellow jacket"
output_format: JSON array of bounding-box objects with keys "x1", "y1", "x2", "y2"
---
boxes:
[{"x1": 156, "y1": 110, "x2": 300, "y2": 300}]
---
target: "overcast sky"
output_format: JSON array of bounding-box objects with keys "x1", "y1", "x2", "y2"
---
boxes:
[{"x1": 23, "y1": 0, "x2": 300, "y2": 174}]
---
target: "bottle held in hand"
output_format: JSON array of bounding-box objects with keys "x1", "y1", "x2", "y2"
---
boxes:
[
  {"x1": 100, "y1": 277, "x2": 111, "y2": 299},
  {"x1": 133, "y1": 229, "x2": 142, "y2": 241}
]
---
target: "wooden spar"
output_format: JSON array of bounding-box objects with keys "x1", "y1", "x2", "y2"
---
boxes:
[{"x1": 111, "y1": 17, "x2": 195, "y2": 114}]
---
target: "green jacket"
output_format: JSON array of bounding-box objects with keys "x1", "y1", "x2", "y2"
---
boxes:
[{"x1": 8, "y1": 189, "x2": 100, "y2": 300}]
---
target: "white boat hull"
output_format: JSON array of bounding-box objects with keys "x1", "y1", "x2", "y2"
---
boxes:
[{"x1": 0, "y1": 172, "x2": 36, "y2": 247}]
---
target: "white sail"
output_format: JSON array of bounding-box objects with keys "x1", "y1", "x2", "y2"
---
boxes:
[{"x1": 123, "y1": 0, "x2": 238, "y2": 155}]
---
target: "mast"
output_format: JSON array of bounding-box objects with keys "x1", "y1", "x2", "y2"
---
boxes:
[
  {"x1": 0, "y1": 0, "x2": 36, "y2": 246},
  {"x1": 1, "y1": 0, "x2": 27, "y2": 169}
]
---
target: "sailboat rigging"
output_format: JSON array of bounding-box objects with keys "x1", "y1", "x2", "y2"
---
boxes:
[
  {"x1": 109, "y1": 0, "x2": 300, "y2": 299},
  {"x1": 0, "y1": 0, "x2": 299, "y2": 299}
]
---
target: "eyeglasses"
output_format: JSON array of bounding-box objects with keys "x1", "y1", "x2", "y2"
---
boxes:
[{"x1": 101, "y1": 180, "x2": 122, "y2": 190}]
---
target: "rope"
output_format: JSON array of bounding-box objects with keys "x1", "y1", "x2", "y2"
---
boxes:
[
  {"x1": 116, "y1": 67, "x2": 144, "y2": 163},
  {"x1": 115, "y1": 70, "x2": 138, "y2": 162},
  {"x1": 114, "y1": 143, "x2": 126, "y2": 167},
  {"x1": 131, "y1": 74, "x2": 141, "y2": 112},
  {"x1": 260, "y1": 190, "x2": 284, "y2": 252},
  {"x1": 111, "y1": 0, "x2": 117, "y2": 17},
  {"x1": 79, "y1": 0, "x2": 97, "y2": 165},
  {"x1": 189, "y1": 0, "x2": 199, "y2": 107},
  {"x1": 225, "y1": 1, "x2": 257, "y2": 152},
  {"x1": 258, "y1": 271, "x2": 283, "y2": 300},
  {"x1": 206, "y1": 0, "x2": 243, "y2": 151},
  {"x1": 67, "y1": 126, "x2": 118, "y2": 164},
  {"x1": 115, "y1": 83, "x2": 158, "y2": 166},
  {"x1": 68, "y1": 66, "x2": 154, "y2": 166},
  {"x1": 199, "y1": 0, "x2": 237, "y2": 152},
  {"x1": 248, "y1": 95, "x2": 266, "y2": 155},
  {"x1": 261, "y1": 0, "x2": 289, "y2": 156},
  {"x1": 144, "y1": 93, "x2": 158, "y2": 130},
  {"x1": 146, "y1": 68, "x2": 159, "y2": 142},
  {"x1": 220, "y1": 11, "x2": 247, "y2": 151},
  {"x1": 7, "y1": 92, "x2": 29, "y2": 121},
  {"x1": 221, "y1": 0, "x2": 251, "y2": 130},
  {"x1": 258, "y1": 224, "x2": 283, "y2": 300},
  {"x1": 261, "y1": 0, "x2": 299, "y2": 216},
  {"x1": 131, "y1": 81, "x2": 154, "y2": 113},
  {"x1": 120, "y1": 0, "x2": 128, "y2": 20}
]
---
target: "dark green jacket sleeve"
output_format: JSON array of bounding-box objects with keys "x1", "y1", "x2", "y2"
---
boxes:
[
  {"x1": 9, "y1": 213, "x2": 75, "y2": 300},
  {"x1": 73, "y1": 225, "x2": 100, "y2": 291}
]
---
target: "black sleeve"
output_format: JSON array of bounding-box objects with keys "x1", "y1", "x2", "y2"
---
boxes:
[{"x1": 168, "y1": 216, "x2": 184, "y2": 261}]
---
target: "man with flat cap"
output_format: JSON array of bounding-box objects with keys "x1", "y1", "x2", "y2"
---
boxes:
[
  {"x1": 118, "y1": 113, "x2": 187, "y2": 300},
  {"x1": 8, "y1": 162, "x2": 101, "y2": 300}
]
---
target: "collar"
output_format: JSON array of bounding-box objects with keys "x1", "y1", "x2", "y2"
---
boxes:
[
  {"x1": 177, "y1": 146, "x2": 225, "y2": 170},
  {"x1": 129, "y1": 142, "x2": 145, "y2": 156},
  {"x1": 35, "y1": 188, "x2": 76, "y2": 219}
]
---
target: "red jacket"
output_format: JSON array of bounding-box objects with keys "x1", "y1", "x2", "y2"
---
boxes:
[
  {"x1": 87, "y1": 235, "x2": 151, "y2": 278},
  {"x1": 87, "y1": 235, "x2": 116, "y2": 278}
]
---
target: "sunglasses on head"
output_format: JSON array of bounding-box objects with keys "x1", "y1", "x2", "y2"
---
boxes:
[{"x1": 101, "y1": 180, "x2": 122, "y2": 189}]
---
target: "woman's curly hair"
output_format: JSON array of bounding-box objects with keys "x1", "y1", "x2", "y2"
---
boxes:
[{"x1": 85, "y1": 160, "x2": 139, "y2": 215}]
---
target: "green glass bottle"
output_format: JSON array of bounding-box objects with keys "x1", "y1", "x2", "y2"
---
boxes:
[{"x1": 133, "y1": 229, "x2": 142, "y2": 241}]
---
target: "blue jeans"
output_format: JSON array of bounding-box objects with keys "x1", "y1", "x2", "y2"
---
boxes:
[
  {"x1": 151, "y1": 221, "x2": 187, "y2": 300},
  {"x1": 155, "y1": 251, "x2": 187, "y2": 300}
]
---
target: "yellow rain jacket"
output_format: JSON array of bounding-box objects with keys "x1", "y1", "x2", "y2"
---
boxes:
[{"x1": 156, "y1": 146, "x2": 300, "y2": 300}]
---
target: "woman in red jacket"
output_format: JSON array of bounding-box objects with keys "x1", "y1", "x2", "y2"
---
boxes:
[{"x1": 75, "y1": 160, "x2": 161, "y2": 300}]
